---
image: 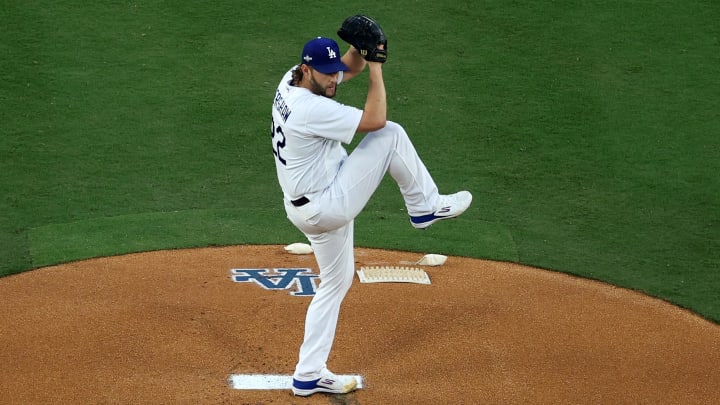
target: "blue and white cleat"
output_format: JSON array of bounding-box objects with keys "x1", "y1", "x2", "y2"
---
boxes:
[
  {"x1": 410, "y1": 191, "x2": 473, "y2": 229},
  {"x1": 292, "y1": 369, "x2": 358, "y2": 396}
]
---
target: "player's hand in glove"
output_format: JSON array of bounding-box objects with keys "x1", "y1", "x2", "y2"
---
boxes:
[{"x1": 337, "y1": 15, "x2": 387, "y2": 63}]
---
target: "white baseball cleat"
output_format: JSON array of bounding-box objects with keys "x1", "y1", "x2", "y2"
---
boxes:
[
  {"x1": 410, "y1": 191, "x2": 473, "y2": 229},
  {"x1": 292, "y1": 369, "x2": 358, "y2": 396}
]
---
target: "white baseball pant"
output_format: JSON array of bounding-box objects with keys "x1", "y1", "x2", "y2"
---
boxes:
[{"x1": 285, "y1": 121, "x2": 440, "y2": 380}]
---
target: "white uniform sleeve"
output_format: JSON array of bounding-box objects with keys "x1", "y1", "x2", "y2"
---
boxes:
[{"x1": 304, "y1": 98, "x2": 363, "y2": 144}]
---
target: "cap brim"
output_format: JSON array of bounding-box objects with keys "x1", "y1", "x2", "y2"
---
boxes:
[{"x1": 312, "y1": 61, "x2": 350, "y2": 74}]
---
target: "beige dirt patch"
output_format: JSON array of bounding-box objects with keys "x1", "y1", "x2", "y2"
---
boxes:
[{"x1": 1, "y1": 245, "x2": 719, "y2": 404}]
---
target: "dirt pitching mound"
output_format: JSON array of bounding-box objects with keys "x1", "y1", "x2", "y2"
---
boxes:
[{"x1": 1, "y1": 245, "x2": 718, "y2": 404}]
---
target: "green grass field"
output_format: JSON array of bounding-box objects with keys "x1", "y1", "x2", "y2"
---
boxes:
[{"x1": 2, "y1": 1, "x2": 719, "y2": 322}]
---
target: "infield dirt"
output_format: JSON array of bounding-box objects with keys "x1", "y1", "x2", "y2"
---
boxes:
[{"x1": 1, "y1": 245, "x2": 719, "y2": 404}]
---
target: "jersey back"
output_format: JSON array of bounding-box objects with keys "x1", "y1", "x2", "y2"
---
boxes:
[{"x1": 270, "y1": 67, "x2": 363, "y2": 199}]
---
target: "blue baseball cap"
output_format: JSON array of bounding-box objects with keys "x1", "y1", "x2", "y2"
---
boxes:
[{"x1": 301, "y1": 37, "x2": 349, "y2": 74}]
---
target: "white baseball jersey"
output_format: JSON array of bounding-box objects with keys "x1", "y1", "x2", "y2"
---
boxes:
[{"x1": 271, "y1": 66, "x2": 363, "y2": 200}]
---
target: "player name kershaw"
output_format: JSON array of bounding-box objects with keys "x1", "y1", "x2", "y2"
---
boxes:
[{"x1": 273, "y1": 90, "x2": 292, "y2": 122}]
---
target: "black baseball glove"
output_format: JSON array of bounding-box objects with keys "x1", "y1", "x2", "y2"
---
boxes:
[{"x1": 337, "y1": 15, "x2": 387, "y2": 63}]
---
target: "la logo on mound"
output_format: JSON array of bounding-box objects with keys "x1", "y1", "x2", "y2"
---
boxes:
[{"x1": 231, "y1": 268, "x2": 319, "y2": 296}]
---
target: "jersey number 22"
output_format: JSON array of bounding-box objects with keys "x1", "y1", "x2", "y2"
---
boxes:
[{"x1": 270, "y1": 117, "x2": 287, "y2": 165}]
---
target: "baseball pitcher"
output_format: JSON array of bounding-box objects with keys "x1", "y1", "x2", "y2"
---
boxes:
[{"x1": 269, "y1": 15, "x2": 473, "y2": 397}]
